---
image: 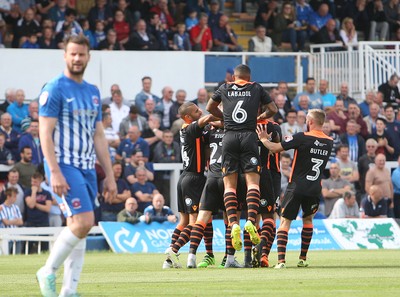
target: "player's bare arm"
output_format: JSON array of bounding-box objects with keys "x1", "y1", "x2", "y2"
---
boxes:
[
  {"x1": 198, "y1": 113, "x2": 221, "y2": 128},
  {"x1": 39, "y1": 116, "x2": 70, "y2": 197},
  {"x1": 94, "y1": 121, "x2": 117, "y2": 203},
  {"x1": 256, "y1": 124, "x2": 284, "y2": 154},
  {"x1": 206, "y1": 98, "x2": 223, "y2": 119},
  {"x1": 257, "y1": 101, "x2": 278, "y2": 120}
]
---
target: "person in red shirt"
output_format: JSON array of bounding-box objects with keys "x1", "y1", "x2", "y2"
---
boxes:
[
  {"x1": 150, "y1": 0, "x2": 174, "y2": 30},
  {"x1": 113, "y1": 9, "x2": 130, "y2": 46},
  {"x1": 190, "y1": 12, "x2": 212, "y2": 51}
]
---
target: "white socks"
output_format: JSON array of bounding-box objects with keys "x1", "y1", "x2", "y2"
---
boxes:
[
  {"x1": 226, "y1": 255, "x2": 235, "y2": 264},
  {"x1": 44, "y1": 227, "x2": 81, "y2": 274}
]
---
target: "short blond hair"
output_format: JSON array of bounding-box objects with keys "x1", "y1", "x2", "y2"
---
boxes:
[{"x1": 307, "y1": 109, "x2": 326, "y2": 126}]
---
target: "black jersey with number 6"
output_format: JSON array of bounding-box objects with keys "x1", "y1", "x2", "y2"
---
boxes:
[
  {"x1": 211, "y1": 80, "x2": 272, "y2": 131},
  {"x1": 281, "y1": 130, "x2": 333, "y2": 197}
]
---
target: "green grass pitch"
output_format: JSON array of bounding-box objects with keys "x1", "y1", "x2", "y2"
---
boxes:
[{"x1": 1, "y1": 250, "x2": 400, "y2": 297}]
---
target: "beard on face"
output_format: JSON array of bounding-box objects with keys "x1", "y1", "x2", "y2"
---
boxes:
[{"x1": 68, "y1": 63, "x2": 87, "y2": 75}]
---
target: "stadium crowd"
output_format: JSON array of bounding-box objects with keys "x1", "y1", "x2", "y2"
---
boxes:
[{"x1": 1, "y1": 0, "x2": 400, "y2": 51}]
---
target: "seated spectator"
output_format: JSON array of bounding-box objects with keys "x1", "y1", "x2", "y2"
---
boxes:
[
  {"x1": 297, "y1": 110, "x2": 307, "y2": 131},
  {"x1": 186, "y1": 9, "x2": 199, "y2": 31},
  {"x1": 173, "y1": 23, "x2": 191, "y2": 51},
  {"x1": 293, "y1": 77, "x2": 322, "y2": 110},
  {"x1": 340, "y1": 17, "x2": 358, "y2": 46},
  {"x1": 143, "y1": 193, "x2": 177, "y2": 224},
  {"x1": 119, "y1": 106, "x2": 149, "y2": 138},
  {"x1": 94, "y1": 20, "x2": 106, "y2": 46},
  {"x1": 0, "y1": 188, "x2": 23, "y2": 253},
  {"x1": 112, "y1": 9, "x2": 130, "y2": 48},
  {"x1": 152, "y1": 130, "x2": 181, "y2": 206},
  {"x1": 40, "y1": 177, "x2": 62, "y2": 227},
  {"x1": 0, "y1": 89, "x2": 16, "y2": 114},
  {"x1": 277, "y1": 81, "x2": 293, "y2": 112},
  {"x1": 378, "y1": 73, "x2": 400, "y2": 106},
  {"x1": 150, "y1": 0, "x2": 175, "y2": 30},
  {"x1": 215, "y1": 67, "x2": 234, "y2": 90},
  {"x1": 368, "y1": 0, "x2": 389, "y2": 41},
  {"x1": 297, "y1": 95, "x2": 310, "y2": 113},
  {"x1": 148, "y1": 12, "x2": 169, "y2": 51},
  {"x1": 124, "y1": 149, "x2": 154, "y2": 184},
  {"x1": 12, "y1": 8, "x2": 41, "y2": 48},
  {"x1": 392, "y1": 155, "x2": 400, "y2": 218},
  {"x1": 208, "y1": 0, "x2": 222, "y2": 30},
  {"x1": 143, "y1": 114, "x2": 163, "y2": 159},
  {"x1": 273, "y1": 94, "x2": 287, "y2": 124},
  {"x1": 98, "y1": 28, "x2": 122, "y2": 50},
  {"x1": 102, "y1": 112, "x2": 120, "y2": 162},
  {"x1": 322, "y1": 120, "x2": 341, "y2": 162},
  {"x1": 317, "y1": 79, "x2": 336, "y2": 108},
  {"x1": 18, "y1": 120, "x2": 43, "y2": 166},
  {"x1": 126, "y1": 19, "x2": 159, "y2": 50},
  {"x1": 110, "y1": 89, "x2": 129, "y2": 133},
  {"x1": 336, "y1": 82, "x2": 358, "y2": 109},
  {"x1": 117, "y1": 197, "x2": 142, "y2": 224},
  {"x1": 6, "y1": 89, "x2": 28, "y2": 134},
  {"x1": 80, "y1": 18, "x2": 97, "y2": 49},
  {"x1": 329, "y1": 191, "x2": 360, "y2": 219},
  {"x1": 13, "y1": 146, "x2": 36, "y2": 188},
  {"x1": 363, "y1": 102, "x2": 381, "y2": 135},
  {"x1": 340, "y1": 120, "x2": 366, "y2": 162},
  {"x1": 100, "y1": 161, "x2": 131, "y2": 222},
  {"x1": 369, "y1": 118, "x2": 395, "y2": 160},
  {"x1": 169, "y1": 89, "x2": 187, "y2": 127},
  {"x1": 55, "y1": 8, "x2": 82, "y2": 36},
  {"x1": 21, "y1": 101, "x2": 39, "y2": 134},
  {"x1": 383, "y1": 104, "x2": 400, "y2": 159},
  {"x1": 359, "y1": 90, "x2": 376, "y2": 117},
  {"x1": 87, "y1": 0, "x2": 113, "y2": 31},
  {"x1": 322, "y1": 162, "x2": 352, "y2": 217},
  {"x1": 327, "y1": 99, "x2": 347, "y2": 135},
  {"x1": 248, "y1": 25, "x2": 275, "y2": 52},
  {"x1": 211, "y1": 14, "x2": 242, "y2": 52},
  {"x1": 190, "y1": 12, "x2": 213, "y2": 51},
  {"x1": 0, "y1": 133, "x2": 14, "y2": 166},
  {"x1": 102, "y1": 84, "x2": 121, "y2": 104},
  {"x1": 280, "y1": 152, "x2": 291, "y2": 195},
  {"x1": 35, "y1": 0, "x2": 56, "y2": 20},
  {"x1": 38, "y1": 26, "x2": 57, "y2": 49},
  {"x1": 24, "y1": 172, "x2": 52, "y2": 227},
  {"x1": 346, "y1": 103, "x2": 368, "y2": 139},
  {"x1": 48, "y1": 0, "x2": 69, "y2": 25},
  {"x1": 280, "y1": 109, "x2": 301, "y2": 158},
  {"x1": 141, "y1": 98, "x2": 163, "y2": 121},
  {"x1": 55, "y1": 22, "x2": 73, "y2": 49},
  {"x1": 309, "y1": 3, "x2": 332, "y2": 42},
  {"x1": 358, "y1": 138, "x2": 378, "y2": 196},
  {"x1": 131, "y1": 167, "x2": 159, "y2": 212},
  {"x1": 335, "y1": 144, "x2": 359, "y2": 186},
  {"x1": 116, "y1": 126, "x2": 150, "y2": 162},
  {"x1": 360, "y1": 185, "x2": 388, "y2": 218},
  {"x1": 21, "y1": 33, "x2": 40, "y2": 48},
  {"x1": 314, "y1": 19, "x2": 344, "y2": 49},
  {"x1": 1, "y1": 169, "x2": 25, "y2": 217},
  {"x1": 254, "y1": 0, "x2": 278, "y2": 35},
  {"x1": 191, "y1": 88, "x2": 209, "y2": 115},
  {"x1": 134, "y1": 76, "x2": 162, "y2": 115}
]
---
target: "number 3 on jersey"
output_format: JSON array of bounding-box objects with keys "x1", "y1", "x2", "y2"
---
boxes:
[
  {"x1": 306, "y1": 158, "x2": 323, "y2": 181},
  {"x1": 232, "y1": 100, "x2": 247, "y2": 123}
]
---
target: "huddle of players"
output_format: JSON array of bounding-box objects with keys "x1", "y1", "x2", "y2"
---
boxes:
[{"x1": 164, "y1": 64, "x2": 333, "y2": 269}]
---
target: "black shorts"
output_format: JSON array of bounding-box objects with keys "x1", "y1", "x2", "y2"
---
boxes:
[
  {"x1": 222, "y1": 130, "x2": 261, "y2": 176},
  {"x1": 259, "y1": 169, "x2": 276, "y2": 214},
  {"x1": 177, "y1": 172, "x2": 206, "y2": 214},
  {"x1": 280, "y1": 182, "x2": 320, "y2": 220},
  {"x1": 199, "y1": 175, "x2": 225, "y2": 213}
]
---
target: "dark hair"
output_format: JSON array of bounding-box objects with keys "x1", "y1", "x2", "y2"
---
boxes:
[
  {"x1": 20, "y1": 146, "x2": 32, "y2": 154},
  {"x1": 64, "y1": 35, "x2": 90, "y2": 51},
  {"x1": 343, "y1": 191, "x2": 355, "y2": 199},
  {"x1": 65, "y1": 8, "x2": 77, "y2": 17},
  {"x1": 384, "y1": 104, "x2": 394, "y2": 111},
  {"x1": 5, "y1": 187, "x2": 18, "y2": 197},
  {"x1": 234, "y1": 64, "x2": 251, "y2": 78},
  {"x1": 336, "y1": 144, "x2": 349, "y2": 153},
  {"x1": 142, "y1": 76, "x2": 151, "y2": 82},
  {"x1": 306, "y1": 77, "x2": 315, "y2": 83},
  {"x1": 178, "y1": 102, "x2": 196, "y2": 118},
  {"x1": 281, "y1": 152, "x2": 291, "y2": 159},
  {"x1": 102, "y1": 104, "x2": 110, "y2": 112},
  {"x1": 376, "y1": 117, "x2": 387, "y2": 125},
  {"x1": 286, "y1": 109, "x2": 297, "y2": 116},
  {"x1": 32, "y1": 171, "x2": 44, "y2": 180}
]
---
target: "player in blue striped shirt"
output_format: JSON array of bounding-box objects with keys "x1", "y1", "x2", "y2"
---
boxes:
[{"x1": 36, "y1": 35, "x2": 117, "y2": 297}]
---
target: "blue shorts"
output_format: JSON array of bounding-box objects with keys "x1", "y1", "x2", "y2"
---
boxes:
[{"x1": 44, "y1": 162, "x2": 98, "y2": 217}]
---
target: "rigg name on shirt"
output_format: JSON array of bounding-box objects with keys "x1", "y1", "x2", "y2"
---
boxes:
[
  {"x1": 310, "y1": 148, "x2": 328, "y2": 156},
  {"x1": 228, "y1": 91, "x2": 251, "y2": 97}
]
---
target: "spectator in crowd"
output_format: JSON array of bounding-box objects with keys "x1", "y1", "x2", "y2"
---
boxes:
[
  {"x1": 278, "y1": 81, "x2": 293, "y2": 111},
  {"x1": 186, "y1": 9, "x2": 199, "y2": 31},
  {"x1": 117, "y1": 197, "x2": 142, "y2": 224},
  {"x1": 190, "y1": 12, "x2": 213, "y2": 51},
  {"x1": 363, "y1": 102, "x2": 381, "y2": 135},
  {"x1": 102, "y1": 84, "x2": 121, "y2": 104},
  {"x1": 248, "y1": 25, "x2": 275, "y2": 52},
  {"x1": 215, "y1": 67, "x2": 234, "y2": 90},
  {"x1": 115, "y1": 0, "x2": 136, "y2": 29},
  {"x1": 159, "y1": 86, "x2": 174, "y2": 129},
  {"x1": 322, "y1": 162, "x2": 352, "y2": 217},
  {"x1": 358, "y1": 138, "x2": 378, "y2": 196},
  {"x1": 116, "y1": 125, "x2": 150, "y2": 162},
  {"x1": 297, "y1": 110, "x2": 308, "y2": 131},
  {"x1": 314, "y1": 18, "x2": 344, "y2": 48},
  {"x1": 126, "y1": 19, "x2": 159, "y2": 50},
  {"x1": 340, "y1": 119, "x2": 366, "y2": 162},
  {"x1": 38, "y1": 26, "x2": 57, "y2": 49},
  {"x1": 327, "y1": 98, "x2": 348, "y2": 135},
  {"x1": 280, "y1": 109, "x2": 301, "y2": 158},
  {"x1": 24, "y1": 171, "x2": 52, "y2": 227},
  {"x1": 152, "y1": 130, "x2": 181, "y2": 206},
  {"x1": 80, "y1": 18, "x2": 97, "y2": 49},
  {"x1": 100, "y1": 161, "x2": 131, "y2": 222},
  {"x1": 13, "y1": 146, "x2": 36, "y2": 188},
  {"x1": 150, "y1": 0, "x2": 175, "y2": 30},
  {"x1": 55, "y1": 8, "x2": 82, "y2": 36},
  {"x1": 293, "y1": 77, "x2": 322, "y2": 110},
  {"x1": 87, "y1": 0, "x2": 113, "y2": 31},
  {"x1": 55, "y1": 21, "x2": 73, "y2": 49},
  {"x1": 0, "y1": 133, "x2": 14, "y2": 166},
  {"x1": 335, "y1": 144, "x2": 359, "y2": 186},
  {"x1": 20, "y1": 100, "x2": 39, "y2": 133},
  {"x1": 1, "y1": 169, "x2": 25, "y2": 217},
  {"x1": 119, "y1": 105, "x2": 149, "y2": 138},
  {"x1": 392, "y1": 155, "x2": 400, "y2": 218},
  {"x1": 35, "y1": 0, "x2": 56, "y2": 20},
  {"x1": 110, "y1": 89, "x2": 129, "y2": 133},
  {"x1": 134, "y1": 76, "x2": 162, "y2": 115},
  {"x1": 280, "y1": 152, "x2": 291, "y2": 195},
  {"x1": 329, "y1": 191, "x2": 360, "y2": 219},
  {"x1": 98, "y1": 28, "x2": 122, "y2": 50},
  {"x1": 21, "y1": 33, "x2": 40, "y2": 48},
  {"x1": 346, "y1": 103, "x2": 368, "y2": 139},
  {"x1": 336, "y1": 82, "x2": 357, "y2": 109},
  {"x1": 94, "y1": 20, "x2": 106, "y2": 46},
  {"x1": 6, "y1": 89, "x2": 28, "y2": 134},
  {"x1": 383, "y1": 104, "x2": 400, "y2": 159},
  {"x1": 0, "y1": 188, "x2": 23, "y2": 253},
  {"x1": 142, "y1": 114, "x2": 163, "y2": 161},
  {"x1": 0, "y1": 88, "x2": 16, "y2": 113},
  {"x1": 369, "y1": 117, "x2": 395, "y2": 160},
  {"x1": 112, "y1": 8, "x2": 130, "y2": 48},
  {"x1": 169, "y1": 89, "x2": 187, "y2": 127},
  {"x1": 173, "y1": 23, "x2": 191, "y2": 51},
  {"x1": 359, "y1": 90, "x2": 376, "y2": 117},
  {"x1": 309, "y1": 3, "x2": 332, "y2": 41},
  {"x1": 297, "y1": 94, "x2": 310, "y2": 113},
  {"x1": 378, "y1": 73, "x2": 400, "y2": 105},
  {"x1": 340, "y1": 17, "x2": 358, "y2": 47},
  {"x1": 191, "y1": 88, "x2": 209, "y2": 115},
  {"x1": 208, "y1": 0, "x2": 222, "y2": 30},
  {"x1": 385, "y1": 0, "x2": 400, "y2": 38},
  {"x1": 360, "y1": 185, "x2": 388, "y2": 218},
  {"x1": 368, "y1": 0, "x2": 389, "y2": 41},
  {"x1": 272, "y1": 2, "x2": 304, "y2": 52},
  {"x1": 211, "y1": 14, "x2": 242, "y2": 52},
  {"x1": 141, "y1": 98, "x2": 162, "y2": 121},
  {"x1": 102, "y1": 112, "x2": 120, "y2": 162},
  {"x1": 186, "y1": 0, "x2": 210, "y2": 15},
  {"x1": 18, "y1": 120, "x2": 43, "y2": 166},
  {"x1": 143, "y1": 193, "x2": 176, "y2": 223},
  {"x1": 254, "y1": 0, "x2": 278, "y2": 35},
  {"x1": 131, "y1": 167, "x2": 159, "y2": 212},
  {"x1": 148, "y1": 12, "x2": 169, "y2": 51},
  {"x1": 322, "y1": 119, "x2": 342, "y2": 162},
  {"x1": 48, "y1": 0, "x2": 69, "y2": 24},
  {"x1": 40, "y1": 177, "x2": 62, "y2": 227},
  {"x1": 365, "y1": 153, "x2": 394, "y2": 209},
  {"x1": 318, "y1": 79, "x2": 336, "y2": 108},
  {"x1": 12, "y1": 8, "x2": 41, "y2": 48},
  {"x1": 273, "y1": 94, "x2": 287, "y2": 124},
  {"x1": 124, "y1": 149, "x2": 154, "y2": 185},
  {"x1": 374, "y1": 91, "x2": 385, "y2": 111}
]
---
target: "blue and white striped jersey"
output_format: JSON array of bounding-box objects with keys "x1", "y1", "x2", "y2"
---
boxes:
[
  {"x1": 39, "y1": 73, "x2": 102, "y2": 170},
  {"x1": 0, "y1": 203, "x2": 22, "y2": 228}
]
